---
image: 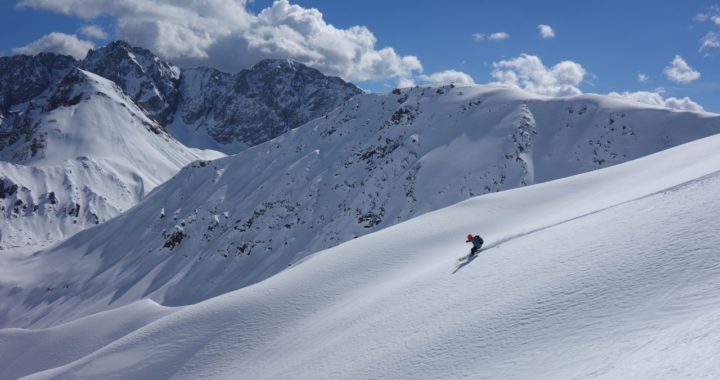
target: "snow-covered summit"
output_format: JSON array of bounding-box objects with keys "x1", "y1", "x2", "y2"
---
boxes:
[
  {"x1": 3, "y1": 84, "x2": 717, "y2": 327},
  {"x1": 3, "y1": 67, "x2": 182, "y2": 164},
  {"x1": 0, "y1": 68, "x2": 221, "y2": 249}
]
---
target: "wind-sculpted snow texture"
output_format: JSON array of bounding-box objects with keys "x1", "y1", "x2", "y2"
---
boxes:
[
  {"x1": 0, "y1": 69, "x2": 220, "y2": 249},
  {"x1": 2, "y1": 84, "x2": 717, "y2": 328},
  {"x1": 7, "y1": 131, "x2": 720, "y2": 379}
]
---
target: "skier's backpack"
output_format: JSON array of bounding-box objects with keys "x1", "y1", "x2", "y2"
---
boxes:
[{"x1": 474, "y1": 235, "x2": 483, "y2": 245}]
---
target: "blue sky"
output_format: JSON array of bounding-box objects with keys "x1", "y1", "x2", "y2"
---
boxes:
[{"x1": 1, "y1": 1, "x2": 718, "y2": 112}]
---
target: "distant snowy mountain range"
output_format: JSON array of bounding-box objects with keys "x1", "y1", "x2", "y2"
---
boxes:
[
  {"x1": 2, "y1": 80, "x2": 718, "y2": 328},
  {"x1": 0, "y1": 41, "x2": 359, "y2": 249},
  {"x1": 1, "y1": 41, "x2": 361, "y2": 153}
]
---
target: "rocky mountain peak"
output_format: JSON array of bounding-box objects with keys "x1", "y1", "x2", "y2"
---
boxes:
[
  {"x1": 2, "y1": 41, "x2": 363, "y2": 153},
  {"x1": 240, "y1": 58, "x2": 353, "y2": 92},
  {"x1": 81, "y1": 40, "x2": 181, "y2": 124},
  {"x1": 43, "y1": 68, "x2": 96, "y2": 112},
  {"x1": 172, "y1": 58, "x2": 362, "y2": 151},
  {"x1": 249, "y1": 58, "x2": 299, "y2": 71}
]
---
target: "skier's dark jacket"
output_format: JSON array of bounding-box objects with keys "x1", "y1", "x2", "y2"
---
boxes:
[{"x1": 466, "y1": 234, "x2": 483, "y2": 248}]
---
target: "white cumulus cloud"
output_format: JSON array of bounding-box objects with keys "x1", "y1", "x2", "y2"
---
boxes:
[
  {"x1": 18, "y1": 0, "x2": 423, "y2": 83},
  {"x1": 637, "y1": 73, "x2": 649, "y2": 83},
  {"x1": 473, "y1": 32, "x2": 509, "y2": 41},
  {"x1": 79, "y1": 25, "x2": 108, "y2": 40},
  {"x1": 488, "y1": 32, "x2": 510, "y2": 41},
  {"x1": 608, "y1": 91, "x2": 704, "y2": 112},
  {"x1": 420, "y1": 70, "x2": 475, "y2": 86},
  {"x1": 491, "y1": 53, "x2": 585, "y2": 96},
  {"x1": 538, "y1": 24, "x2": 555, "y2": 39},
  {"x1": 12, "y1": 32, "x2": 94, "y2": 59},
  {"x1": 663, "y1": 55, "x2": 700, "y2": 84}
]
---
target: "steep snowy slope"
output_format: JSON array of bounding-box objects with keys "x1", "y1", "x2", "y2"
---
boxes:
[
  {"x1": 0, "y1": 68, "x2": 221, "y2": 249},
  {"x1": 1, "y1": 85, "x2": 717, "y2": 327},
  {"x1": 8, "y1": 131, "x2": 720, "y2": 379}
]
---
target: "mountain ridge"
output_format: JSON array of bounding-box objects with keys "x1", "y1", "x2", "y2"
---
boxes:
[
  {"x1": 0, "y1": 41, "x2": 362, "y2": 248},
  {"x1": 1, "y1": 40, "x2": 362, "y2": 153},
  {"x1": 2, "y1": 83, "x2": 717, "y2": 327}
]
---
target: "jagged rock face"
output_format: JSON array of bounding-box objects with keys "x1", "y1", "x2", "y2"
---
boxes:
[
  {"x1": 81, "y1": 41, "x2": 181, "y2": 124},
  {"x1": 175, "y1": 59, "x2": 362, "y2": 148},
  {"x1": 0, "y1": 110, "x2": 45, "y2": 163},
  {"x1": 176, "y1": 67, "x2": 232, "y2": 126},
  {"x1": 0, "y1": 53, "x2": 75, "y2": 111}
]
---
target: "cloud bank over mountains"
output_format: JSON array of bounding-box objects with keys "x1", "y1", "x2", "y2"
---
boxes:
[
  {"x1": 12, "y1": 32, "x2": 94, "y2": 59},
  {"x1": 12, "y1": 0, "x2": 708, "y2": 112},
  {"x1": 608, "y1": 91, "x2": 704, "y2": 112},
  {"x1": 490, "y1": 54, "x2": 585, "y2": 97},
  {"x1": 18, "y1": 0, "x2": 423, "y2": 84}
]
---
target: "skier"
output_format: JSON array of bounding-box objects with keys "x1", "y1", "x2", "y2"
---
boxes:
[{"x1": 466, "y1": 233, "x2": 484, "y2": 256}]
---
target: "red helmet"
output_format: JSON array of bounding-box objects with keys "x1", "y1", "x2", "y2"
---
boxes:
[{"x1": 467, "y1": 234, "x2": 473, "y2": 241}]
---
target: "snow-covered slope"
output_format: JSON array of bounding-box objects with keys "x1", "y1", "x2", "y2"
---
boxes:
[
  {"x1": 7, "y1": 129, "x2": 720, "y2": 379},
  {"x1": 1, "y1": 85, "x2": 717, "y2": 328},
  {"x1": 0, "y1": 300, "x2": 174, "y2": 380},
  {"x1": 0, "y1": 68, "x2": 221, "y2": 249}
]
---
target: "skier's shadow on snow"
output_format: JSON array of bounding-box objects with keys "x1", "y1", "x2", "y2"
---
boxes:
[
  {"x1": 451, "y1": 244, "x2": 500, "y2": 274},
  {"x1": 452, "y1": 253, "x2": 479, "y2": 274}
]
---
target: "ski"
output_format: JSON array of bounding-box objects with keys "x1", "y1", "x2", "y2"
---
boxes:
[{"x1": 456, "y1": 252, "x2": 477, "y2": 262}]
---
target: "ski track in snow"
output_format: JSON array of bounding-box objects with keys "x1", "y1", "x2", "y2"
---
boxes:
[{"x1": 9, "y1": 133, "x2": 720, "y2": 379}]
